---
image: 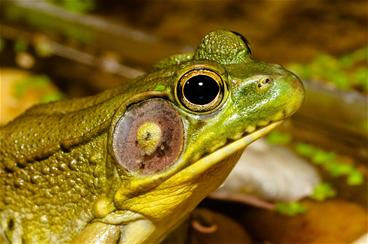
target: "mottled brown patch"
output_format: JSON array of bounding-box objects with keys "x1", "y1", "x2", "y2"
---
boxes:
[{"x1": 112, "y1": 98, "x2": 184, "y2": 174}]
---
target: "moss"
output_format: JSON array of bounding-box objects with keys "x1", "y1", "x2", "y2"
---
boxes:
[
  {"x1": 275, "y1": 202, "x2": 307, "y2": 216},
  {"x1": 40, "y1": 92, "x2": 64, "y2": 103},
  {"x1": 311, "y1": 150, "x2": 336, "y2": 165},
  {"x1": 288, "y1": 46, "x2": 368, "y2": 93},
  {"x1": 266, "y1": 131, "x2": 292, "y2": 145},
  {"x1": 14, "y1": 75, "x2": 50, "y2": 98},
  {"x1": 14, "y1": 40, "x2": 28, "y2": 53},
  {"x1": 347, "y1": 170, "x2": 364, "y2": 186},
  {"x1": 47, "y1": 0, "x2": 95, "y2": 13},
  {"x1": 310, "y1": 182, "x2": 336, "y2": 201},
  {"x1": 295, "y1": 142, "x2": 316, "y2": 157},
  {"x1": 267, "y1": 131, "x2": 365, "y2": 187},
  {"x1": 13, "y1": 75, "x2": 63, "y2": 103},
  {"x1": 3, "y1": 5, "x2": 93, "y2": 44},
  {"x1": 294, "y1": 142, "x2": 364, "y2": 186}
]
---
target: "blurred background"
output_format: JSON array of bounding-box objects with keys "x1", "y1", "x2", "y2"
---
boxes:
[{"x1": 0, "y1": 0, "x2": 367, "y2": 243}]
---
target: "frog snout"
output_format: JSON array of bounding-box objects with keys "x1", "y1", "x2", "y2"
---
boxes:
[{"x1": 283, "y1": 72, "x2": 305, "y2": 117}]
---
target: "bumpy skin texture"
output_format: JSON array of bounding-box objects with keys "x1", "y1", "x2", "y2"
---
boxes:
[{"x1": 0, "y1": 30, "x2": 304, "y2": 243}]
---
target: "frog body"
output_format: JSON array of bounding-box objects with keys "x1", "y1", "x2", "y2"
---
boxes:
[{"x1": 0, "y1": 30, "x2": 304, "y2": 243}]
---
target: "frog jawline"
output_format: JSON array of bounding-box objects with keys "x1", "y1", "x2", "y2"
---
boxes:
[{"x1": 165, "y1": 121, "x2": 282, "y2": 185}]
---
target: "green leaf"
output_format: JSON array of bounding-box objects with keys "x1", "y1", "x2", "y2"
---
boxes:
[
  {"x1": 48, "y1": 0, "x2": 95, "y2": 13},
  {"x1": 266, "y1": 131, "x2": 292, "y2": 145},
  {"x1": 311, "y1": 150, "x2": 336, "y2": 165},
  {"x1": 14, "y1": 40, "x2": 28, "y2": 53},
  {"x1": 347, "y1": 170, "x2": 364, "y2": 186},
  {"x1": 14, "y1": 75, "x2": 52, "y2": 98},
  {"x1": 310, "y1": 182, "x2": 336, "y2": 201},
  {"x1": 40, "y1": 92, "x2": 64, "y2": 103},
  {"x1": 324, "y1": 161, "x2": 354, "y2": 177},
  {"x1": 295, "y1": 143, "x2": 317, "y2": 157},
  {"x1": 275, "y1": 202, "x2": 307, "y2": 216}
]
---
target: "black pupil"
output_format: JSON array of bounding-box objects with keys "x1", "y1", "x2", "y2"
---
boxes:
[{"x1": 183, "y1": 75, "x2": 219, "y2": 105}]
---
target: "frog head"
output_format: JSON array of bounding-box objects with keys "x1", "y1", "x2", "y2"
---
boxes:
[{"x1": 83, "y1": 30, "x2": 304, "y2": 243}]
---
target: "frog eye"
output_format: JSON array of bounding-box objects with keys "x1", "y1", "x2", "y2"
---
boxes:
[
  {"x1": 112, "y1": 98, "x2": 184, "y2": 175},
  {"x1": 176, "y1": 69, "x2": 225, "y2": 112}
]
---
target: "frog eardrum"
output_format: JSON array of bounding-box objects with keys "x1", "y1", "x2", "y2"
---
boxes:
[
  {"x1": 112, "y1": 98, "x2": 184, "y2": 174},
  {"x1": 176, "y1": 68, "x2": 226, "y2": 112}
]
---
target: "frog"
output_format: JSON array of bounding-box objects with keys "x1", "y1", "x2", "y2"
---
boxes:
[{"x1": 0, "y1": 30, "x2": 304, "y2": 244}]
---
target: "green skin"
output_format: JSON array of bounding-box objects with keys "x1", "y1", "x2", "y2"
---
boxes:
[{"x1": 0, "y1": 30, "x2": 304, "y2": 243}]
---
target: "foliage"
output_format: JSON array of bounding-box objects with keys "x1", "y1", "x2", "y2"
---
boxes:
[
  {"x1": 310, "y1": 182, "x2": 336, "y2": 201},
  {"x1": 266, "y1": 131, "x2": 292, "y2": 145},
  {"x1": 275, "y1": 202, "x2": 307, "y2": 216},
  {"x1": 47, "y1": 0, "x2": 95, "y2": 13},
  {"x1": 267, "y1": 131, "x2": 365, "y2": 186},
  {"x1": 288, "y1": 46, "x2": 368, "y2": 93},
  {"x1": 14, "y1": 75, "x2": 64, "y2": 103},
  {"x1": 295, "y1": 142, "x2": 364, "y2": 186},
  {"x1": 14, "y1": 40, "x2": 28, "y2": 53}
]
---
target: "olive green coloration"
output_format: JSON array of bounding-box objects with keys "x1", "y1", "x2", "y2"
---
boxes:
[{"x1": 0, "y1": 30, "x2": 304, "y2": 243}]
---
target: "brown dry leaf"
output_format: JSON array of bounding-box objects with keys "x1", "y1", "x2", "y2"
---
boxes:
[
  {"x1": 241, "y1": 200, "x2": 368, "y2": 244},
  {"x1": 189, "y1": 208, "x2": 251, "y2": 244},
  {"x1": 0, "y1": 68, "x2": 62, "y2": 125}
]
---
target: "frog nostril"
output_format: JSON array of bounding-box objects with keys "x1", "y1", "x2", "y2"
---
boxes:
[{"x1": 257, "y1": 78, "x2": 272, "y2": 89}]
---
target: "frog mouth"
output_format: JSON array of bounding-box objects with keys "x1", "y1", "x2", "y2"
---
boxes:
[
  {"x1": 228, "y1": 111, "x2": 286, "y2": 141},
  {"x1": 164, "y1": 121, "x2": 282, "y2": 185},
  {"x1": 193, "y1": 111, "x2": 288, "y2": 162}
]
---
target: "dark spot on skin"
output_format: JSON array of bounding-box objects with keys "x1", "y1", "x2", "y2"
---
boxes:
[
  {"x1": 60, "y1": 144, "x2": 71, "y2": 153},
  {"x1": 282, "y1": 110, "x2": 287, "y2": 118},
  {"x1": 8, "y1": 219, "x2": 14, "y2": 230},
  {"x1": 139, "y1": 162, "x2": 145, "y2": 170},
  {"x1": 16, "y1": 162, "x2": 26, "y2": 169},
  {"x1": 144, "y1": 132, "x2": 151, "y2": 140}
]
